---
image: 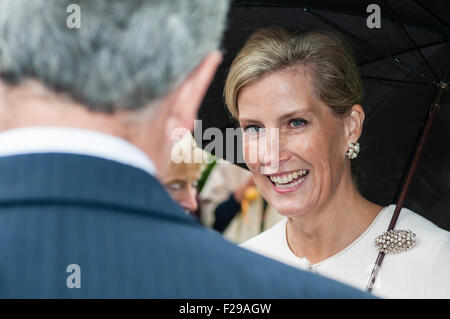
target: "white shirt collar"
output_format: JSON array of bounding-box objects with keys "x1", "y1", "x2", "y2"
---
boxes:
[{"x1": 0, "y1": 127, "x2": 157, "y2": 176}]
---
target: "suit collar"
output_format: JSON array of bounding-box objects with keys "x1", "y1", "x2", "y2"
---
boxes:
[
  {"x1": 0, "y1": 153, "x2": 197, "y2": 225},
  {"x1": 0, "y1": 127, "x2": 157, "y2": 176}
]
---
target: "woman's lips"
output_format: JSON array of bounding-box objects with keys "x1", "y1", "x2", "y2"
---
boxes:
[{"x1": 266, "y1": 170, "x2": 309, "y2": 193}]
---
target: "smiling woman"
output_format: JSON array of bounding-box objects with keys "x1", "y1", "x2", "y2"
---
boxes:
[{"x1": 224, "y1": 27, "x2": 450, "y2": 298}]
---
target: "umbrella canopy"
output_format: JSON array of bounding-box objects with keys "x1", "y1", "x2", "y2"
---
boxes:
[{"x1": 197, "y1": 0, "x2": 450, "y2": 230}]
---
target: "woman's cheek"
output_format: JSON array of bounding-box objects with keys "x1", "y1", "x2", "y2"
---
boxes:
[{"x1": 286, "y1": 133, "x2": 310, "y2": 158}]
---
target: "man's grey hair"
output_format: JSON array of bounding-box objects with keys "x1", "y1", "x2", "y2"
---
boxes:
[{"x1": 0, "y1": 0, "x2": 229, "y2": 112}]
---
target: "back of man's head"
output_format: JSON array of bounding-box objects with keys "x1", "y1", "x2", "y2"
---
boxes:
[
  {"x1": 0, "y1": 0, "x2": 229, "y2": 173},
  {"x1": 0, "y1": 0, "x2": 228, "y2": 112}
]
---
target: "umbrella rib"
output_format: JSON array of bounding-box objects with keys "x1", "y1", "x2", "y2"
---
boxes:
[
  {"x1": 304, "y1": 7, "x2": 441, "y2": 87},
  {"x1": 357, "y1": 39, "x2": 450, "y2": 67},
  {"x1": 412, "y1": 0, "x2": 450, "y2": 32},
  {"x1": 361, "y1": 75, "x2": 434, "y2": 86},
  {"x1": 382, "y1": 0, "x2": 440, "y2": 81}
]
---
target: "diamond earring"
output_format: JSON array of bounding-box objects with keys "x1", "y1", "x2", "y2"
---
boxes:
[{"x1": 346, "y1": 142, "x2": 360, "y2": 159}]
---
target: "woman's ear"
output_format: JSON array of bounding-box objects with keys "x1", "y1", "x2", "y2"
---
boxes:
[{"x1": 345, "y1": 104, "x2": 365, "y2": 142}]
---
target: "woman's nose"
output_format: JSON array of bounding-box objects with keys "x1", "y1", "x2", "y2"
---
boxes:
[
  {"x1": 259, "y1": 128, "x2": 281, "y2": 165},
  {"x1": 261, "y1": 151, "x2": 278, "y2": 166}
]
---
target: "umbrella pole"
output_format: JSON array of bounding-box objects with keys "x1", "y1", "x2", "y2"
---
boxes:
[{"x1": 365, "y1": 69, "x2": 449, "y2": 294}]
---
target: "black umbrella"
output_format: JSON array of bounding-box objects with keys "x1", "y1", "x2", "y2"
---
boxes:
[{"x1": 196, "y1": 0, "x2": 449, "y2": 292}]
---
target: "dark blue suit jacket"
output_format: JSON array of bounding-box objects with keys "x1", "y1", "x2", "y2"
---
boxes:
[{"x1": 0, "y1": 153, "x2": 369, "y2": 298}]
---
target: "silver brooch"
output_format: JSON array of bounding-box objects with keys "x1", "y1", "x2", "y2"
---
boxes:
[{"x1": 375, "y1": 229, "x2": 416, "y2": 254}]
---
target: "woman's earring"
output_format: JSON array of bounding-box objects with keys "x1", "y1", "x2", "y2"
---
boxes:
[{"x1": 346, "y1": 142, "x2": 360, "y2": 160}]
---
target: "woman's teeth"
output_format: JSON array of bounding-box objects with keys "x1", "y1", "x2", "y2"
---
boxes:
[{"x1": 269, "y1": 170, "x2": 309, "y2": 188}]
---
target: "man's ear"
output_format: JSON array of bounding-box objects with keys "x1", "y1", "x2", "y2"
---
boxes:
[
  {"x1": 345, "y1": 104, "x2": 365, "y2": 142},
  {"x1": 165, "y1": 51, "x2": 223, "y2": 135}
]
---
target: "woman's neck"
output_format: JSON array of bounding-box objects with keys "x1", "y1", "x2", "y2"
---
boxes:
[{"x1": 286, "y1": 177, "x2": 382, "y2": 265}]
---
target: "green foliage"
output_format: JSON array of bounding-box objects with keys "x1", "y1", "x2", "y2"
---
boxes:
[{"x1": 197, "y1": 153, "x2": 218, "y2": 194}]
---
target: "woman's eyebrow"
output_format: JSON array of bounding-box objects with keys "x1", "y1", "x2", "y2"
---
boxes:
[
  {"x1": 239, "y1": 109, "x2": 312, "y2": 124},
  {"x1": 278, "y1": 109, "x2": 312, "y2": 121},
  {"x1": 238, "y1": 117, "x2": 263, "y2": 125}
]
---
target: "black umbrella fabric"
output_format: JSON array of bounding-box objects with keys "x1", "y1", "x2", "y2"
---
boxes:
[{"x1": 197, "y1": 0, "x2": 450, "y2": 231}]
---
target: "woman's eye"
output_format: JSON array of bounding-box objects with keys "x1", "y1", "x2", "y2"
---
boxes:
[
  {"x1": 244, "y1": 125, "x2": 263, "y2": 133},
  {"x1": 289, "y1": 118, "x2": 308, "y2": 128}
]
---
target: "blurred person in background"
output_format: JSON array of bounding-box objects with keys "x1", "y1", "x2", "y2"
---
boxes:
[
  {"x1": 162, "y1": 131, "x2": 203, "y2": 216},
  {"x1": 0, "y1": 0, "x2": 368, "y2": 298}
]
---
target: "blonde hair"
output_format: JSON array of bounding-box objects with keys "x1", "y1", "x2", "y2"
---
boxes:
[{"x1": 224, "y1": 27, "x2": 363, "y2": 119}]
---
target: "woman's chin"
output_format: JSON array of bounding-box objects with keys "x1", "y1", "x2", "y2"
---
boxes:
[
  {"x1": 254, "y1": 175, "x2": 316, "y2": 217},
  {"x1": 273, "y1": 204, "x2": 311, "y2": 218},
  {"x1": 262, "y1": 195, "x2": 311, "y2": 217}
]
